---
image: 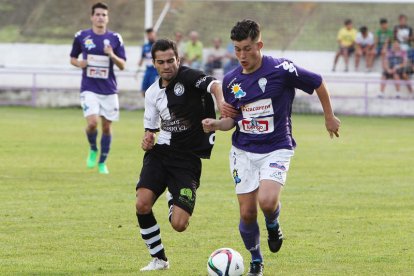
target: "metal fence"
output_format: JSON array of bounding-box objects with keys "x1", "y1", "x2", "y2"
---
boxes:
[{"x1": 1, "y1": 67, "x2": 413, "y2": 116}]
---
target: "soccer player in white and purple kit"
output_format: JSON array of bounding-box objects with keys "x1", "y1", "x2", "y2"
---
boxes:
[
  {"x1": 70, "y1": 2, "x2": 126, "y2": 174},
  {"x1": 203, "y1": 19, "x2": 341, "y2": 276}
]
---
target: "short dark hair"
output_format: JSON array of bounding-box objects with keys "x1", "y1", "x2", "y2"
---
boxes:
[
  {"x1": 145, "y1": 28, "x2": 154, "y2": 34},
  {"x1": 360, "y1": 26, "x2": 367, "y2": 33},
  {"x1": 380, "y1": 18, "x2": 388, "y2": 24},
  {"x1": 230, "y1": 19, "x2": 261, "y2": 42},
  {"x1": 91, "y1": 2, "x2": 108, "y2": 15},
  {"x1": 151, "y1": 39, "x2": 178, "y2": 61},
  {"x1": 344, "y1": 19, "x2": 352, "y2": 25},
  {"x1": 399, "y1": 14, "x2": 407, "y2": 20}
]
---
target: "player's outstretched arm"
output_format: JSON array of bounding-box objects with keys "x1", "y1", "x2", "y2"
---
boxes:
[
  {"x1": 202, "y1": 117, "x2": 235, "y2": 133},
  {"x1": 315, "y1": 80, "x2": 341, "y2": 138}
]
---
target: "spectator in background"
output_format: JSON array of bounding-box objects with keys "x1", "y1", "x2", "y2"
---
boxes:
[
  {"x1": 204, "y1": 37, "x2": 226, "y2": 76},
  {"x1": 374, "y1": 18, "x2": 394, "y2": 62},
  {"x1": 332, "y1": 19, "x2": 357, "y2": 72},
  {"x1": 355, "y1": 26, "x2": 375, "y2": 72},
  {"x1": 174, "y1": 31, "x2": 186, "y2": 62},
  {"x1": 380, "y1": 40, "x2": 411, "y2": 97},
  {"x1": 184, "y1": 30, "x2": 203, "y2": 70},
  {"x1": 138, "y1": 28, "x2": 158, "y2": 96},
  {"x1": 223, "y1": 42, "x2": 239, "y2": 74},
  {"x1": 394, "y1": 14, "x2": 413, "y2": 52}
]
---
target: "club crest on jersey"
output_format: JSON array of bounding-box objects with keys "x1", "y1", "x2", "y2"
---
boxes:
[
  {"x1": 275, "y1": 61, "x2": 298, "y2": 76},
  {"x1": 83, "y1": 37, "x2": 96, "y2": 50},
  {"x1": 258, "y1": 78, "x2": 267, "y2": 93},
  {"x1": 174, "y1": 82, "x2": 185, "y2": 96},
  {"x1": 231, "y1": 83, "x2": 246, "y2": 99}
]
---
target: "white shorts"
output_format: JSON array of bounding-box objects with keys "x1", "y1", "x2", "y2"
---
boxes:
[
  {"x1": 229, "y1": 146, "x2": 294, "y2": 194},
  {"x1": 80, "y1": 91, "x2": 119, "y2": 121}
]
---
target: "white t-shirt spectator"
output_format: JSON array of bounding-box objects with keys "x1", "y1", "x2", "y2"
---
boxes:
[{"x1": 356, "y1": 32, "x2": 374, "y2": 47}]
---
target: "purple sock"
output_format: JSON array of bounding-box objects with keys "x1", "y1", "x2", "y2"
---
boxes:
[
  {"x1": 99, "y1": 134, "x2": 111, "y2": 164},
  {"x1": 86, "y1": 131, "x2": 98, "y2": 151},
  {"x1": 265, "y1": 203, "x2": 281, "y2": 228},
  {"x1": 239, "y1": 220, "x2": 262, "y2": 262}
]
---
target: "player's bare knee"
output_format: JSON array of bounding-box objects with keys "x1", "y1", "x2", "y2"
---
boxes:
[
  {"x1": 260, "y1": 202, "x2": 277, "y2": 214},
  {"x1": 240, "y1": 210, "x2": 257, "y2": 224},
  {"x1": 102, "y1": 125, "x2": 111, "y2": 135},
  {"x1": 171, "y1": 219, "x2": 188, "y2": 232},
  {"x1": 259, "y1": 199, "x2": 278, "y2": 213},
  {"x1": 135, "y1": 198, "x2": 152, "y2": 214},
  {"x1": 87, "y1": 121, "x2": 98, "y2": 132}
]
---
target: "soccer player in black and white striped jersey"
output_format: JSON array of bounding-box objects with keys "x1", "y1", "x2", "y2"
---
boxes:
[{"x1": 135, "y1": 38, "x2": 237, "y2": 271}]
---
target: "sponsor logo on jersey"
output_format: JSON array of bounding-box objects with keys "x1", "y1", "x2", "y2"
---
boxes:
[
  {"x1": 83, "y1": 37, "x2": 96, "y2": 50},
  {"x1": 275, "y1": 61, "x2": 298, "y2": 76},
  {"x1": 231, "y1": 83, "x2": 246, "y2": 99},
  {"x1": 174, "y1": 82, "x2": 185, "y2": 96},
  {"x1": 258, "y1": 77, "x2": 267, "y2": 93},
  {"x1": 269, "y1": 162, "x2": 286, "y2": 171},
  {"x1": 195, "y1": 76, "x2": 207, "y2": 88},
  {"x1": 239, "y1": 117, "x2": 274, "y2": 134},
  {"x1": 227, "y1": 77, "x2": 237, "y2": 89},
  {"x1": 241, "y1": 99, "x2": 274, "y2": 118},
  {"x1": 161, "y1": 119, "x2": 188, "y2": 133}
]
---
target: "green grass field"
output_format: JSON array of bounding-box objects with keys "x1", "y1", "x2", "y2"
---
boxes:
[{"x1": 0, "y1": 107, "x2": 413, "y2": 275}]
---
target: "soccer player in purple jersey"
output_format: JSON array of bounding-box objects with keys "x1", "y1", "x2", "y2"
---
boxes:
[
  {"x1": 70, "y1": 2, "x2": 126, "y2": 174},
  {"x1": 202, "y1": 19, "x2": 341, "y2": 276}
]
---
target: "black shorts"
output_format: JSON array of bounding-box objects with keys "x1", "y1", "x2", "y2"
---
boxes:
[
  {"x1": 382, "y1": 68, "x2": 405, "y2": 79},
  {"x1": 136, "y1": 144, "x2": 202, "y2": 215}
]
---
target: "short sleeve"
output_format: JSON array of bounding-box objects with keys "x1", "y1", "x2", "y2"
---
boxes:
[
  {"x1": 143, "y1": 88, "x2": 160, "y2": 131},
  {"x1": 70, "y1": 30, "x2": 82, "y2": 58},
  {"x1": 279, "y1": 59, "x2": 322, "y2": 94},
  {"x1": 113, "y1": 32, "x2": 127, "y2": 61}
]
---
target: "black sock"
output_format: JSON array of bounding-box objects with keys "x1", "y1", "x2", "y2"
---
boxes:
[{"x1": 137, "y1": 211, "x2": 167, "y2": 261}]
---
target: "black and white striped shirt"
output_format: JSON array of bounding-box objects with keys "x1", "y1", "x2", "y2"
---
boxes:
[{"x1": 144, "y1": 66, "x2": 217, "y2": 159}]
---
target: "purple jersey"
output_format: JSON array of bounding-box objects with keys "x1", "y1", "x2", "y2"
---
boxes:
[
  {"x1": 223, "y1": 55, "x2": 322, "y2": 153},
  {"x1": 70, "y1": 29, "x2": 126, "y2": 95}
]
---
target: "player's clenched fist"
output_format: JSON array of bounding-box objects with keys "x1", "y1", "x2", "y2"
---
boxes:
[
  {"x1": 202, "y1": 117, "x2": 235, "y2": 133},
  {"x1": 202, "y1": 118, "x2": 218, "y2": 133},
  {"x1": 141, "y1": 131, "x2": 156, "y2": 151}
]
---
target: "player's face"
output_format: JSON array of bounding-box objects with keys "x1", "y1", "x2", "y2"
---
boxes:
[
  {"x1": 91, "y1": 8, "x2": 108, "y2": 29},
  {"x1": 233, "y1": 38, "x2": 263, "y2": 74},
  {"x1": 153, "y1": 49, "x2": 180, "y2": 86}
]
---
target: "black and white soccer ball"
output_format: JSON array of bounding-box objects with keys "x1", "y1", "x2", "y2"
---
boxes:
[{"x1": 207, "y1": 248, "x2": 244, "y2": 276}]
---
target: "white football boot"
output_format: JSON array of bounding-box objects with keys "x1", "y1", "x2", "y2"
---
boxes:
[{"x1": 140, "y1": 258, "x2": 170, "y2": 271}]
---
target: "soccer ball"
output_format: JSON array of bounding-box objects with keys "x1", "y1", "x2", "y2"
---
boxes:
[{"x1": 207, "y1": 248, "x2": 244, "y2": 276}]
